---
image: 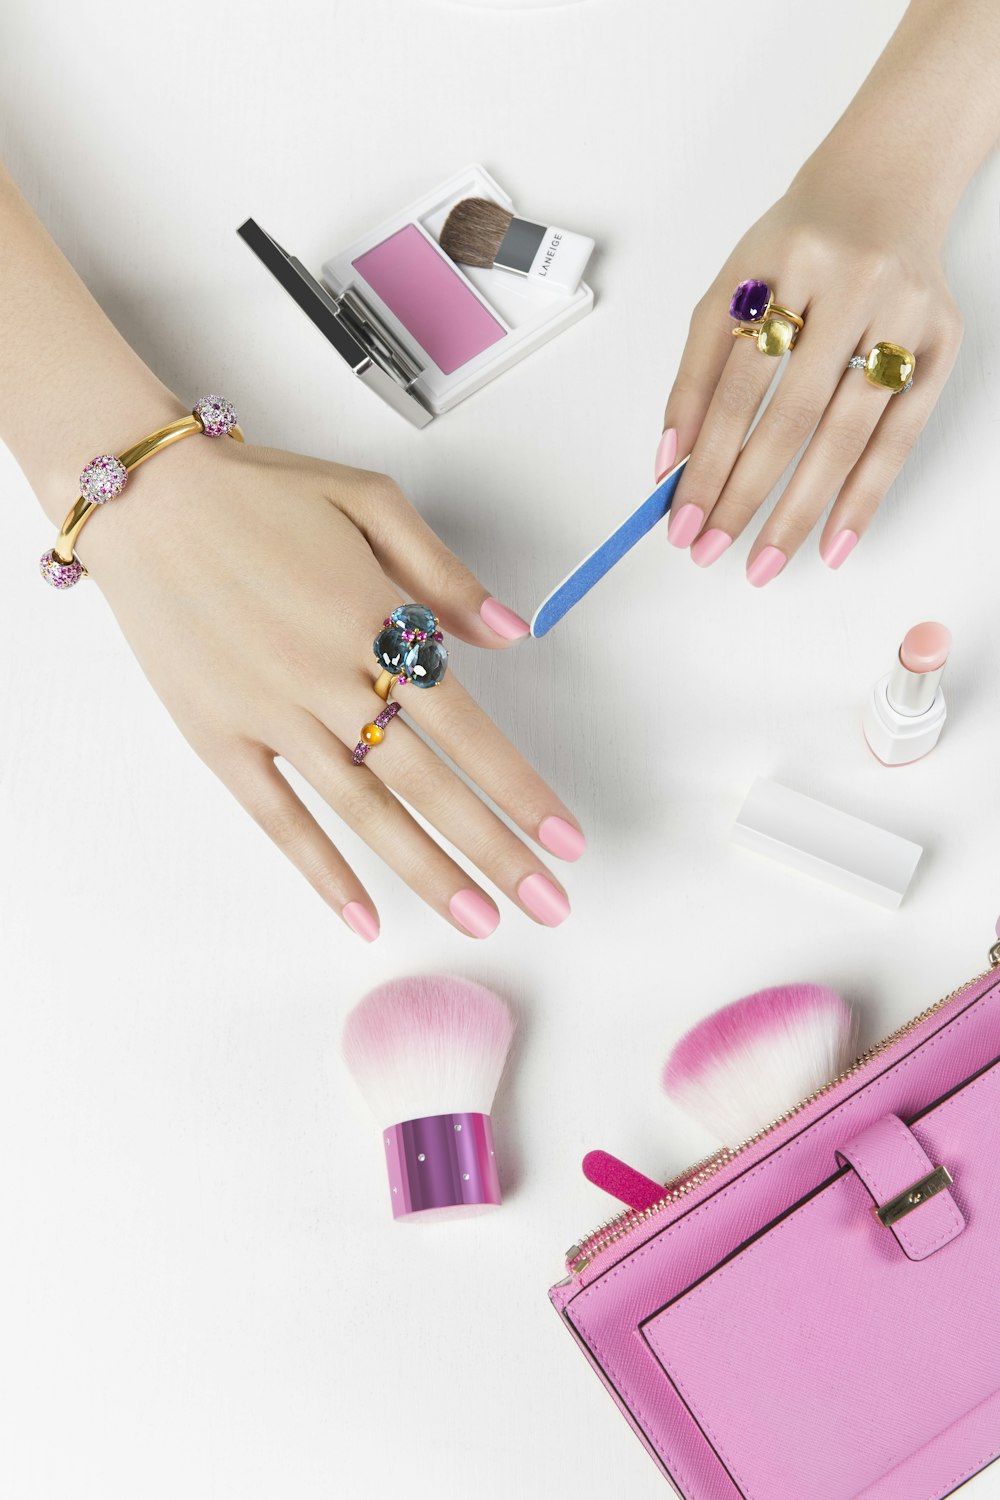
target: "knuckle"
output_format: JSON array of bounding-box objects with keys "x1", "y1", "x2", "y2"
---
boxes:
[
  {"x1": 766, "y1": 393, "x2": 821, "y2": 447},
  {"x1": 718, "y1": 371, "x2": 763, "y2": 421},
  {"x1": 880, "y1": 417, "x2": 926, "y2": 468},
  {"x1": 396, "y1": 751, "x2": 443, "y2": 812},
  {"x1": 253, "y1": 799, "x2": 311, "y2": 852},
  {"x1": 815, "y1": 416, "x2": 870, "y2": 467}
]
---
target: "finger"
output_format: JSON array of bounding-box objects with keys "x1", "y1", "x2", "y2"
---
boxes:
[
  {"x1": 393, "y1": 671, "x2": 585, "y2": 862},
  {"x1": 819, "y1": 328, "x2": 961, "y2": 567},
  {"x1": 335, "y1": 469, "x2": 529, "y2": 647},
  {"x1": 693, "y1": 308, "x2": 866, "y2": 570},
  {"x1": 312, "y1": 686, "x2": 573, "y2": 929},
  {"x1": 279, "y1": 711, "x2": 505, "y2": 939},
  {"x1": 218, "y1": 743, "x2": 382, "y2": 942},
  {"x1": 657, "y1": 288, "x2": 739, "y2": 481},
  {"x1": 666, "y1": 327, "x2": 785, "y2": 549}
]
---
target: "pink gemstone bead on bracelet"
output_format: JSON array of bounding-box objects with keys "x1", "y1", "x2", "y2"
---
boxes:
[{"x1": 39, "y1": 395, "x2": 243, "y2": 589}]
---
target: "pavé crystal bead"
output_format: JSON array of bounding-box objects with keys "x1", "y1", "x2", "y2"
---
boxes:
[
  {"x1": 730, "y1": 279, "x2": 771, "y2": 322},
  {"x1": 757, "y1": 315, "x2": 796, "y2": 357},
  {"x1": 403, "y1": 637, "x2": 449, "y2": 688},
  {"x1": 864, "y1": 342, "x2": 915, "y2": 393},
  {"x1": 79, "y1": 454, "x2": 127, "y2": 504},
  {"x1": 193, "y1": 394, "x2": 238, "y2": 438},
  {"x1": 390, "y1": 603, "x2": 436, "y2": 636},
  {"x1": 374, "y1": 625, "x2": 408, "y2": 673},
  {"x1": 39, "y1": 548, "x2": 84, "y2": 588}
]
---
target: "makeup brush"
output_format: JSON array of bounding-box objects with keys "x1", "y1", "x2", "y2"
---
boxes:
[
  {"x1": 663, "y1": 984, "x2": 857, "y2": 1145},
  {"x1": 342, "y1": 975, "x2": 515, "y2": 1221},
  {"x1": 439, "y1": 196, "x2": 594, "y2": 294}
]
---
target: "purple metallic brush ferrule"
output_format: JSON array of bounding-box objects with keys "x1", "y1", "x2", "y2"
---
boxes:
[{"x1": 382, "y1": 1112, "x2": 501, "y2": 1219}]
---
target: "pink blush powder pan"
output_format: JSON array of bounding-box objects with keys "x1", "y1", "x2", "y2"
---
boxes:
[{"x1": 352, "y1": 224, "x2": 506, "y2": 375}]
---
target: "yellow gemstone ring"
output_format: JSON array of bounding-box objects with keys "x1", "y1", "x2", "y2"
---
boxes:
[
  {"x1": 729, "y1": 278, "x2": 805, "y2": 357},
  {"x1": 847, "y1": 341, "x2": 915, "y2": 394}
]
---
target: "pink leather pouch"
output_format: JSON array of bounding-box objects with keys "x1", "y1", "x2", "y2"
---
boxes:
[{"x1": 550, "y1": 956, "x2": 1000, "y2": 1499}]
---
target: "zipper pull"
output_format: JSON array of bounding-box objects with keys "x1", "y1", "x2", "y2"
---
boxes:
[
  {"x1": 990, "y1": 915, "x2": 1000, "y2": 968},
  {"x1": 582, "y1": 1150, "x2": 665, "y2": 1211}
]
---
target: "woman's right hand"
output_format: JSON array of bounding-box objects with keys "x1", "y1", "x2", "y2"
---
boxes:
[{"x1": 77, "y1": 429, "x2": 584, "y2": 942}]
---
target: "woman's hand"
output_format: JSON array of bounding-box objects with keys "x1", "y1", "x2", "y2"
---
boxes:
[
  {"x1": 77, "y1": 435, "x2": 584, "y2": 941},
  {"x1": 656, "y1": 174, "x2": 963, "y2": 583}
]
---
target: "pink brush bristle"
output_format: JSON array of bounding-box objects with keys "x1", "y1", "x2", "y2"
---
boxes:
[
  {"x1": 663, "y1": 984, "x2": 857, "y2": 1145},
  {"x1": 342, "y1": 975, "x2": 515, "y2": 1132}
]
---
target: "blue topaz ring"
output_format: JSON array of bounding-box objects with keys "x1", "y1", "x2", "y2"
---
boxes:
[{"x1": 373, "y1": 604, "x2": 449, "y2": 700}]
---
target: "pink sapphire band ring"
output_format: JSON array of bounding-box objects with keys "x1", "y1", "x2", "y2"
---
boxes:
[
  {"x1": 353, "y1": 701, "x2": 401, "y2": 766},
  {"x1": 39, "y1": 396, "x2": 244, "y2": 589}
]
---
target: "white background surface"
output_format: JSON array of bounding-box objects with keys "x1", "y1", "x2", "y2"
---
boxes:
[{"x1": 2, "y1": 1, "x2": 1000, "y2": 1496}]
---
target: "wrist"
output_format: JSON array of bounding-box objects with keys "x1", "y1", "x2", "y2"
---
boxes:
[{"x1": 788, "y1": 139, "x2": 954, "y2": 254}]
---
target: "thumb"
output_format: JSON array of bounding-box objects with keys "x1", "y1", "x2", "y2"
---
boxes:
[{"x1": 344, "y1": 471, "x2": 530, "y2": 647}]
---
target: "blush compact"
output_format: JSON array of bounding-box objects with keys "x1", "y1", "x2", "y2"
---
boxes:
[{"x1": 238, "y1": 164, "x2": 594, "y2": 427}]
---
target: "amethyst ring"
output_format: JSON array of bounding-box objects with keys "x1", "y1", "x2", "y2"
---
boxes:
[
  {"x1": 729, "y1": 278, "x2": 805, "y2": 358},
  {"x1": 372, "y1": 604, "x2": 449, "y2": 700}
]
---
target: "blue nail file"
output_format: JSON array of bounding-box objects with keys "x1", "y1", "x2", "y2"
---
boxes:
[{"x1": 529, "y1": 458, "x2": 688, "y2": 638}]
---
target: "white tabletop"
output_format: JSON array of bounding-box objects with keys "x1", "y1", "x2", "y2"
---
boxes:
[{"x1": 3, "y1": 1, "x2": 1000, "y2": 1496}]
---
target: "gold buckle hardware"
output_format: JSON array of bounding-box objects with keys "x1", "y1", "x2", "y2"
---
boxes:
[{"x1": 875, "y1": 1166, "x2": 953, "y2": 1228}]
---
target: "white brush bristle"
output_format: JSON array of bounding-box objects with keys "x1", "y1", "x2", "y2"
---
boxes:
[
  {"x1": 664, "y1": 984, "x2": 857, "y2": 1144},
  {"x1": 342, "y1": 975, "x2": 515, "y2": 1128}
]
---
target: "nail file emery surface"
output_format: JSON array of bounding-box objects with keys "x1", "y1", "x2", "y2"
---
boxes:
[{"x1": 530, "y1": 457, "x2": 687, "y2": 639}]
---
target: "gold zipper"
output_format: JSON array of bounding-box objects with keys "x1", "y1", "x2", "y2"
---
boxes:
[{"x1": 564, "y1": 946, "x2": 1000, "y2": 1277}]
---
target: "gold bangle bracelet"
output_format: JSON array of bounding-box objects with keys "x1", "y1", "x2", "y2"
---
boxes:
[{"x1": 39, "y1": 396, "x2": 244, "y2": 590}]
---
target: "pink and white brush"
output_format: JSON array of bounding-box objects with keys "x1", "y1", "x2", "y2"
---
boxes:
[
  {"x1": 584, "y1": 984, "x2": 857, "y2": 1211},
  {"x1": 342, "y1": 975, "x2": 515, "y2": 1221},
  {"x1": 663, "y1": 983, "x2": 857, "y2": 1143}
]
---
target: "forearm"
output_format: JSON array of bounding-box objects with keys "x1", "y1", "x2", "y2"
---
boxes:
[
  {"x1": 0, "y1": 160, "x2": 186, "y2": 526},
  {"x1": 793, "y1": 0, "x2": 1000, "y2": 243}
]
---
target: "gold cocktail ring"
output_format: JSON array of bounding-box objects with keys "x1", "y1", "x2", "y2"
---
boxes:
[
  {"x1": 372, "y1": 604, "x2": 449, "y2": 700},
  {"x1": 847, "y1": 342, "x2": 916, "y2": 394},
  {"x1": 729, "y1": 278, "x2": 805, "y2": 357}
]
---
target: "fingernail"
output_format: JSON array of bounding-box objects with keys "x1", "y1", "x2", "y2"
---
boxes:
[
  {"x1": 480, "y1": 597, "x2": 530, "y2": 641},
  {"x1": 821, "y1": 528, "x2": 859, "y2": 570},
  {"x1": 668, "y1": 504, "x2": 704, "y2": 549},
  {"x1": 343, "y1": 902, "x2": 379, "y2": 943},
  {"x1": 747, "y1": 545, "x2": 787, "y2": 587},
  {"x1": 654, "y1": 427, "x2": 678, "y2": 482},
  {"x1": 517, "y1": 872, "x2": 571, "y2": 927},
  {"x1": 449, "y1": 889, "x2": 501, "y2": 938},
  {"x1": 538, "y1": 815, "x2": 586, "y2": 862},
  {"x1": 690, "y1": 528, "x2": 733, "y2": 568}
]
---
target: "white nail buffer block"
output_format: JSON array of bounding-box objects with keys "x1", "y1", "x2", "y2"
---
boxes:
[{"x1": 733, "y1": 778, "x2": 922, "y2": 910}]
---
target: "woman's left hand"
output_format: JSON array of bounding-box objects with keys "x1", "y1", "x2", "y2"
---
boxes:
[{"x1": 654, "y1": 172, "x2": 963, "y2": 583}]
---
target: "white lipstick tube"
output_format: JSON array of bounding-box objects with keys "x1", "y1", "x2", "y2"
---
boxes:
[{"x1": 863, "y1": 621, "x2": 951, "y2": 766}]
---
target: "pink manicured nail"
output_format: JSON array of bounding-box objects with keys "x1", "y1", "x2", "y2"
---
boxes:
[
  {"x1": 538, "y1": 815, "x2": 586, "y2": 862},
  {"x1": 480, "y1": 596, "x2": 530, "y2": 640},
  {"x1": 517, "y1": 872, "x2": 571, "y2": 927},
  {"x1": 668, "y1": 504, "x2": 704, "y2": 549},
  {"x1": 654, "y1": 427, "x2": 678, "y2": 482},
  {"x1": 690, "y1": 528, "x2": 733, "y2": 568},
  {"x1": 449, "y1": 889, "x2": 501, "y2": 938},
  {"x1": 747, "y1": 545, "x2": 787, "y2": 587},
  {"x1": 343, "y1": 902, "x2": 379, "y2": 943},
  {"x1": 821, "y1": 528, "x2": 859, "y2": 570}
]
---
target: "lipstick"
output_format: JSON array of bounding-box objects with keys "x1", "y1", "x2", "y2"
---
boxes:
[{"x1": 863, "y1": 621, "x2": 951, "y2": 766}]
